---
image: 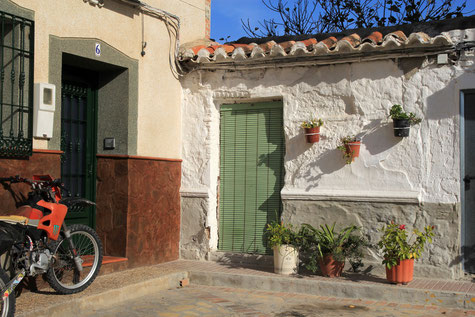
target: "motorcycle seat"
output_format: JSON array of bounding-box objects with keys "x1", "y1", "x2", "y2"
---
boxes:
[{"x1": 0, "y1": 216, "x2": 38, "y2": 227}]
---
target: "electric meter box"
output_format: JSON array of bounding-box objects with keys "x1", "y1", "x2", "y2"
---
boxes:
[{"x1": 33, "y1": 83, "x2": 56, "y2": 138}]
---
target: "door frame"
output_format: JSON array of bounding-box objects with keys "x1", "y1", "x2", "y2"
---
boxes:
[{"x1": 460, "y1": 89, "x2": 475, "y2": 272}]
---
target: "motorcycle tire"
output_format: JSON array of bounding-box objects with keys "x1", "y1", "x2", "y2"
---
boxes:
[
  {"x1": 46, "y1": 224, "x2": 103, "y2": 294},
  {"x1": 0, "y1": 268, "x2": 15, "y2": 317}
]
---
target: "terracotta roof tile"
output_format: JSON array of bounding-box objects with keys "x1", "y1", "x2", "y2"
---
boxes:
[
  {"x1": 341, "y1": 33, "x2": 361, "y2": 47},
  {"x1": 259, "y1": 41, "x2": 277, "y2": 52},
  {"x1": 191, "y1": 45, "x2": 206, "y2": 55},
  {"x1": 321, "y1": 36, "x2": 338, "y2": 49},
  {"x1": 362, "y1": 31, "x2": 383, "y2": 44},
  {"x1": 278, "y1": 40, "x2": 296, "y2": 52},
  {"x1": 180, "y1": 29, "x2": 453, "y2": 65},
  {"x1": 300, "y1": 38, "x2": 317, "y2": 48}
]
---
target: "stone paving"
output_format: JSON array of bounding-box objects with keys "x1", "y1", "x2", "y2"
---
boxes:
[
  {"x1": 81, "y1": 284, "x2": 475, "y2": 317},
  {"x1": 15, "y1": 259, "x2": 475, "y2": 316}
]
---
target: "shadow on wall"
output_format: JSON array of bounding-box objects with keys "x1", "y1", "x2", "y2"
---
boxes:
[
  {"x1": 0, "y1": 182, "x2": 29, "y2": 210},
  {"x1": 450, "y1": 244, "x2": 475, "y2": 273},
  {"x1": 304, "y1": 149, "x2": 345, "y2": 191},
  {"x1": 361, "y1": 119, "x2": 402, "y2": 155}
]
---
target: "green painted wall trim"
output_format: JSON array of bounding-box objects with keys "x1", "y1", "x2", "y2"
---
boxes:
[
  {"x1": 0, "y1": 0, "x2": 34, "y2": 20},
  {"x1": 48, "y1": 36, "x2": 139, "y2": 155}
]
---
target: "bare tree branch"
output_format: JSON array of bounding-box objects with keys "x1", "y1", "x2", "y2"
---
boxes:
[{"x1": 241, "y1": 0, "x2": 469, "y2": 37}]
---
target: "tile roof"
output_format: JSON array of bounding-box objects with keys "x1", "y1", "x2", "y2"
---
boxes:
[{"x1": 179, "y1": 30, "x2": 453, "y2": 65}]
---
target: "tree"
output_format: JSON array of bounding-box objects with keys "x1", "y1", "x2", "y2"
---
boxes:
[{"x1": 241, "y1": 0, "x2": 469, "y2": 37}]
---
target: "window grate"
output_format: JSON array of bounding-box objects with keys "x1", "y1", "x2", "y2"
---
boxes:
[{"x1": 0, "y1": 10, "x2": 34, "y2": 157}]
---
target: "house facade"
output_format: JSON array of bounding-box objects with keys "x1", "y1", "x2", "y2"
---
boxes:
[
  {"x1": 0, "y1": 0, "x2": 210, "y2": 267},
  {"x1": 179, "y1": 16, "x2": 475, "y2": 279}
]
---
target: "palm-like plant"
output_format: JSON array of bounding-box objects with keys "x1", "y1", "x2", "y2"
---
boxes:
[{"x1": 299, "y1": 223, "x2": 367, "y2": 273}]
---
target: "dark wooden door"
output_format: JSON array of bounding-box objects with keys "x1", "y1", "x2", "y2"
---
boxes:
[
  {"x1": 61, "y1": 67, "x2": 97, "y2": 228},
  {"x1": 463, "y1": 91, "x2": 475, "y2": 273}
]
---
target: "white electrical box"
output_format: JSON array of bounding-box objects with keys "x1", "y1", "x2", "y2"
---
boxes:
[{"x1": 33, "y1": 83, "x2": 56, "y2": 138}]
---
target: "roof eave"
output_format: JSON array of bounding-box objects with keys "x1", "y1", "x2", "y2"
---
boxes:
[{"x1": 180, "y1": 44, "x2": 456, "y2": 72}]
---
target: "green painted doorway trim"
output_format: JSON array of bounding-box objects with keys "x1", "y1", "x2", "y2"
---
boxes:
[
  {"x1": 219, "y1": 101, "x2": 285, "y2": 254},
  {"x1": 48, "y1": 36, "x2": 138, "y2": 156}
]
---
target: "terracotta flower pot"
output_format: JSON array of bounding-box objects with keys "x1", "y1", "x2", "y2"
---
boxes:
[
  {"x1": 393, "y1": 119, "x2": 411, "y2": 137},
  {"x1": 318, "y1": 255, "x2": 344, "y2": 277},
  {"x1": 385, "y1": 258, "x2": 414, "y2": 284},
  {"x1": 344, "y1": 141, "x2": 361, "y2": 162},
  {"x1": 304, "y1": 127, "x2": 320, "y2": 143}
]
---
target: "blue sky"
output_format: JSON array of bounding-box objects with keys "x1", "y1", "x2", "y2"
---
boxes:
[{"x1": 211, "y1": 0, "x2": 475, "y2": 43}]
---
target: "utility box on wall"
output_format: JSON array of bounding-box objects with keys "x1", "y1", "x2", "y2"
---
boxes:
[{"x1": 33, "y1": 83, "x2": 56, "y2": 138}]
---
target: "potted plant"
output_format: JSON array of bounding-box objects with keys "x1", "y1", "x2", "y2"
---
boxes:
[
  {"x1": 337, "y1": 136, "x2": 361, "y2": 164},
  {"x1": 378, "y1": 222, "x2": 435, "y2": 284},
  {"x1": 389, "y1": 104, "x2": 422, "y2": 137},
  {"x1": 298, "y1": 223, "x2": 367, "y2": 277},
  {"x1": 266, "y1": 221, "x2": 299, "y2": 275},
  {"x1": 301, "y1": 117, "x2": 324, "y2": 143}
]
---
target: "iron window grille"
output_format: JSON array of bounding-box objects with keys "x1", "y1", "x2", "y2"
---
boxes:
[{"x1": 0, "y1": 10, "x2": 34, "y2": 157}]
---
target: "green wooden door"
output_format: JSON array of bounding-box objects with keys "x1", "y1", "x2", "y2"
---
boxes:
[
  {"x1": 219, "y1": 102, "x2": 285, "y2": 254},
  {"x1": 60, "y1": 70, "x2": 97, "y2": 228}
]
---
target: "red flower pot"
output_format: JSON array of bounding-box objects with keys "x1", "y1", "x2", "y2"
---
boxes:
[
  {"x1": 385, "y1": 259, "x2": 414, "y2": 284},
  {"x1": 344, "y1": 141, "x2": 361, "y2": 162},
  {"x1": 304, "y1": 127, "x2": 320, "y2": 143},
  {"x1": 318, "y1": 255, "x2": 344, "y2": 277}
]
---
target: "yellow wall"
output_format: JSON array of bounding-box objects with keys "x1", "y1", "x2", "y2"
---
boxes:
[{"x1": 10, "y1": 0, "x2": 207, "y2": 158}]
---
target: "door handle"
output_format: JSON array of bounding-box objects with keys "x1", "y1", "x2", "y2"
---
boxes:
[
  {"x1": 463, "y1": 175, "x2": 475, "y2": 190},
  {"x1": 463, "y1": 175, "x2": 475, "y2": 183}
]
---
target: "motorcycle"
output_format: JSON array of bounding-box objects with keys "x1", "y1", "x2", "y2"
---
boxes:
[{"x1": 0, "y1": 175, "x2": 103, "y2": 316}]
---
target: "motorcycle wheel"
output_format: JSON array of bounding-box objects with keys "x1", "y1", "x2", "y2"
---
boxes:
[
  {"x1": 46, "y1": 224, "x2": 103, "y2": 294},
  {"x1": 0, "y1": 268, "x2": 15, "y2": 317}
]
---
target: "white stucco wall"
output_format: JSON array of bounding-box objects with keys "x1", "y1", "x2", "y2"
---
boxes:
[{"x1": 181, "y1": 28, "x2": 475, "y2": 253}]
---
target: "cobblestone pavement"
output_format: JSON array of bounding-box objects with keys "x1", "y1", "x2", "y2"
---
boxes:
[{"x1": 82, "y1": 285, "x2": 475, "y2": 317}]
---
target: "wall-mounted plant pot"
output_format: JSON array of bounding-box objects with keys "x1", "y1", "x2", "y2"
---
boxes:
[
  {"x1": 385, "y1": 258, "x2": 414, "y2": 284},
  {"x1": 304, "y1": 127, "x2": 320, "y2": 143},
  {"x1": 344, "y1": 141, "x2": 361, "y2": 162},
  {"x1": 318, "y1": 254, "x2": 344, "y2": 277},
  {"x1": 393, "y1": 119, "x2": 411, "y2": 137}
]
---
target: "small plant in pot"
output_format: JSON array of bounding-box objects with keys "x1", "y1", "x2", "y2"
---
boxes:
[
  {"x1": 267, "y1": 221, "x2": 299, "y2": 275},
  {"x1": 378, "y1": 222, "x2": 434, "y2": 284},
  {"x1": 337, "y1": 136, "x2": 361, "y2": 164},
  {"x1": 301, "y1": 117, "x2": 324, "y2": 143},
  {"x1": 298, "y1": 223, "x2": 367, "y2": 277},
  {"x1": 389, "y1": 104, "x2": 422, "y2": 137}
]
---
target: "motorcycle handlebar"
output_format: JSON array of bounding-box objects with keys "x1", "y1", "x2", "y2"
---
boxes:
[{"x1": 0, "y1": 176, "x2": 65, "y2": 189}]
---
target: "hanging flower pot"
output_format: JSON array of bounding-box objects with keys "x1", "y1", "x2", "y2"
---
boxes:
[
  {"x1": 318, "y1": 254, "x2": 345, "y2": 277},
  {"x1": 389, "y1": 104, "x2": 421, "y2": 138},
  {"x1": 338, "y1": 136, "x2": 361, "y2": 164},
  {"x1": 301, "y1": 117, "x2": 324, "y2": 144},
  {"x1": 385, "y1": 258, "x2": 414, "y2": 284},
  {"x1": 393, "y1": 119, "x2": 411, "y2": 137},
  {"x1": 345, "y1": 141, "x2": 361, "y2": 161},
  {"x1": 304, "y1": 127, "x2": 320, "y2": 143}
]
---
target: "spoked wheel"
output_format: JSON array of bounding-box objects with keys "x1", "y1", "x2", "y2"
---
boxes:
[
  {"x1": 0, "y1": 268, "x2": 15, "y2": 317},
  {"x1": 46, "y1": 224, "x2": 103, "y2": 294}
]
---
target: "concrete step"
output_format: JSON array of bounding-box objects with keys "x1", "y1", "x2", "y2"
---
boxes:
[
  {"x1": 189, "y1": 269, "x2": 475, "y2": 310},
  {"x1": 15, "y1": 260, "x2": 475, "y2": 316}
]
